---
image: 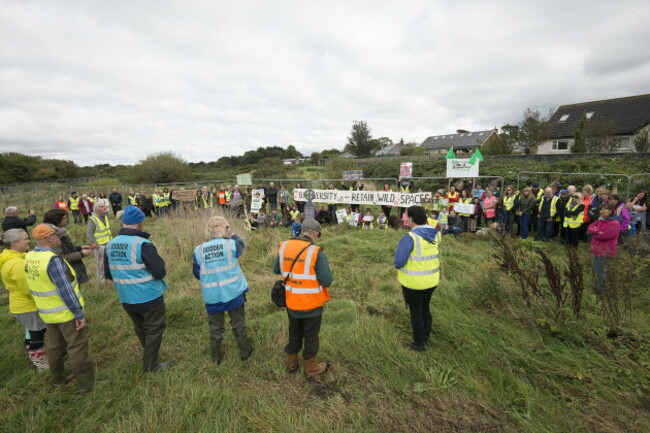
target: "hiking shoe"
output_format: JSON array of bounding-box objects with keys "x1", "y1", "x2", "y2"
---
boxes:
[
  {"x1": 408, "y1": 343, "x2": 425, "y2": 353},
  {"x1": 29, "y1": 348, "x2": 49, "y2": 372},
  {"x1": 151, "y1": 361, "x2": 171, "y2": 373}
]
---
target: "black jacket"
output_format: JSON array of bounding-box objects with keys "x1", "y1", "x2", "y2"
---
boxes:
[
  {"x1": 2, "y1": 215, "x2": 37, "y2": 233},
  {"x1": 109, "y1": 192, "x2": 123, "y2": 206}
]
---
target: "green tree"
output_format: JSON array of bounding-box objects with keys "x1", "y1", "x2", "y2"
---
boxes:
[
  {"x1": 585, "y1": 118, "x2": 618, "y2": 152},
  {"x1": 0, "y1": 153, "x2": 39, "y2": 183},
  {"x1": 518, "y1": 108, "x2": 551, "y2": 151},
  {"x1": 482, "y1": 134, "x2": 513, "y2": 155},
  {"x1": 284, "y1": 145, "x2": 301, "y2": 159},
  {"x1": 133, "y1": 152, "x2": 190, "y2": 183},
  {"x1": 346, "y1": 120, "x2": 379, "y2": 157},
  {"x1": 633, "y1": 129, "x2": 650, "y2": 152},
  {"x1": 571, "y1": 114, "x2": 587, "y2": 153},
  {"x1": 400, "y1": 143, "x2": 425, "y2": 156}
]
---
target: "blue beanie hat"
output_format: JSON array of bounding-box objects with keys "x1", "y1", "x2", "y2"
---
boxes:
[{"x1": 122, "y1": 206, "x2": 145, "y2": 224}]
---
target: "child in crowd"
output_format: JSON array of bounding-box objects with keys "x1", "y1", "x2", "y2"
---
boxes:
[
  {"x1": 470, "y1": 197, "x2": 481, "y2": 233},
  {"x1": 377, "y1": 211, "x2": 387, "y2": 229},
  {"x1": 427, "y1": 210, "x2": 439, "y2": 228},
  {"x1": 401, "y1": 209, "x2": 409, "y2": 228},
  {"x1": 269, "y1": 209, "x2": 282, "y2": 227},
  {"x1": 283, "y1": 205, "x2": 293, "y2": 227},
  {"x1": 362, "y1": 208, "x2": 374, "y2": 229},
  {"x1": 438, "y1": 206, "x2": 449, "y2": 232},
  {"x1": 317, "y1": 205, "x2": 330, "y2": 225},
  {"x1": 245, "y1": 213, "x2": 258, "y2": 231},
  {"x1": 257, "y1": 209, "x2": 267, "y2": 228},
  {"x1": 289, "y1": 204, "x2": 301, "y2": 223},
  {"x1": 291, "y1": 217, "x2": 302, "y2": 238}
]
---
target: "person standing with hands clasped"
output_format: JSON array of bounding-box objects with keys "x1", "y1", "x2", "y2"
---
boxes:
[
  {"x1": 394, "y1": 206, "x2": 441, "y2": 352},
  {"x1": 193, "y1": 216, "x2": 253, "y2": 364},
  {"x1": 104, "y1": 206, "x2": 170, "y2": 373},
  {"x1": 24, "y1": 225, "x2": 96, "y2": 392},
  {"x1": 274, "y1": 219, "x2": 332, "y2": 377}
]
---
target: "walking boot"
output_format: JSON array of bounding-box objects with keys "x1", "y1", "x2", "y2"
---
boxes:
[
  {"x1": 236, "y1": 336, "x2": 254, "y2": 361},
  {"x1": 303, "y1": 357, "x2": 330, "y2": 378},
  {"x1": 285, "y1": 353, "x2": 298, "y2": 373},
  {"x1": 51, "y1": 369, "x2": 74, "y2": 385},
  {"x1": 211, "y1": 341, "x2": 223, "y2": 364},
  {"x1": 28, "y1": 348, "x2": 49, "y2": 372},
  {"x1": 75, "y1": 369, "x2": 96, "y2": 393}
]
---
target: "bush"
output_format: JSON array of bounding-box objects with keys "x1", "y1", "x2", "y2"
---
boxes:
[{"x1": 133, "y1": 152, "x2": 190, "y2": 184}]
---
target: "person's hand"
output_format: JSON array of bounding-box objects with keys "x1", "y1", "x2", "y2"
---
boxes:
[
  {"x1": 81, "y1": 248, "x2": 93, "y2": 257},
  {"x1": 547, "y1": 217, "x2": 553, "y2": 222},
  {"x1": 537, "y1": 214, "x2": 541, "y2": 219},
  {"x1": 75, "y1": 318, "x2": 86, "y2": 330}
]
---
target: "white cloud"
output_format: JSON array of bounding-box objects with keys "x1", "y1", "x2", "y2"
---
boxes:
[{"x1": 1, "y1": 0, "x2": 649, "y2": 166}]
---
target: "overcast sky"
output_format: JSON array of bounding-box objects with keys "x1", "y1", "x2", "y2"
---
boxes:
[{"x1": 1, "y1": 0, "x2": 649, "y2": 166}]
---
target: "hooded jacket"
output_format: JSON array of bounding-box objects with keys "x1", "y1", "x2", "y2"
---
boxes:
[
  {"x1": 394, "y1": 224, "x2": 440, "y2": 269},
  {"x1": 0, "y1": 248, "x2": 37, "y2": 314},
  {"x1": 588, "y1": 218, "x2": 620, "y2": 258}
]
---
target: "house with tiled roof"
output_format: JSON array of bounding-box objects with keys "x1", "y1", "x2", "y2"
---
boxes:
[
  {"x1": 537, "y1": 94, "x2": 650, "y2": 154},
  {"x1": 419, "y1": 129, "x2": 498, "y2": 156},
  {"x1": 375, "y1": 138, "x2": 404, "y2": 157}
]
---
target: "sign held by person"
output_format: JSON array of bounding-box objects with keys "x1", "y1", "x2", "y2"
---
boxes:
[
  {"x1": 400, "y1": 162, "x2": 413, "y2": 179},
  {"x1": 250, "y1": 196, "x2": 263, "y2": 213},
  {"x1": 170, "y1": 189, "x2": 195, "y2": 202},
  {"x1": 446, "y1": 159, "x2": 479, "y2": 178},
  {"x1": 236, "y1": 174, "x2": 252, "y2": 185},
  {"x1": 454, "y1": 202, "x2": 475, "y2": 215},
  {"x1": 349, "y1": 212, "x2": 360, "y2": 226},
  {"x1": 293, "y1": 189, "x2": 432, "y2": 207},
  {"x1": 335, "y1": 209, "x2": 348, "y2": 224},
  {"x1": 343, "y1": 170, "x2": 363, "y2": 181}
]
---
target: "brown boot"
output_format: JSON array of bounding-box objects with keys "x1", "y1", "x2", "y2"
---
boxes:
[
  {"x1": 285, "y1": 353, "x2": 298, "y2": 373},
  {"x1": 303, "y1": 356, "x2": 330, "y2": 378}
]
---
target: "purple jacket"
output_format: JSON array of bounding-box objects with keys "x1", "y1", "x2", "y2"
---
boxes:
[
  {"x1": 588, "y1": 218, "x2": 620, "y2": 257},
  {"x1": 614, "y1": 204, "x2": 630, "y2": 231}
]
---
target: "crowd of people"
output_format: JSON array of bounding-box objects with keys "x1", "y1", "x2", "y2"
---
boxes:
[{"x1": 0, "y1": 176, "x2": 646, "y2": 392}]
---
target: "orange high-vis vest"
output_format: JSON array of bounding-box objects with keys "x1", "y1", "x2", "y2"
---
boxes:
[
  {"x1": 219, "y1": 192, "x2": 227, "y2": 205},
  {"x1": 277, "y1": 239, "x2": 329, "y2": 311}
]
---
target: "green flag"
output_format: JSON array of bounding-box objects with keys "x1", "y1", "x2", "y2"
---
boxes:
[
  {"x1": 445, "y1": 147, "x2": 455, "y2": 159},
  {"x1": 469, "y1": 148, "x2": 484, "y2": 165}
]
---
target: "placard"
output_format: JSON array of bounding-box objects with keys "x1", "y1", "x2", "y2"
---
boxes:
[
  {"x1": 335, "y1": 209, "x2": 348, "y2": 224},
  {"x1": 254, "y1": 188, "x2": 265, "y2": 198},
  {"x1": 454, "y1": 202, "x2": 475, "y2": 215},
  {"x1": 293, "y1": 189, "x2": 431, "y2": 208},
  {"x1": 400, "y1": 162, "x2": 413, "y2": 178},
  {"x1": 426, "y1": 198, "x2": 449, "y2": 212},
  {"x1": 236, "y1": 174, "x2": 252, "y2": 185},
  {"x1": 343, "y1": 170, "x2": 363, "y2": 181},
  {"x1": 349, "y1": 212, "x2": 360, "y2": 226},
  {"x1": 250, "y1": 197, "x2": 263, "y2": 213},
  {"x1": 170, "y1": 189, "x2": 196, "y2": 202},
  {"x1": 447, "y1": 159, "x2": 479, "y2": 178}
]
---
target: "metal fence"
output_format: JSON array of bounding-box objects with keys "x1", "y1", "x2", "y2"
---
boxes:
[
  {"x1": 410, "y1": 176, "x2": 504, "y2": 194},
  {"x1": 516, "y1": 171, "x2": 633, "y2": 199}
]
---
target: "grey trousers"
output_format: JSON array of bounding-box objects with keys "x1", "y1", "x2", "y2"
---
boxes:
[
  {"x1": 126, "y1": 300, "x2": 167, "y2": 372},
  {"x1": 208, "y1": 304, "x2": 250, "y2": 359}
]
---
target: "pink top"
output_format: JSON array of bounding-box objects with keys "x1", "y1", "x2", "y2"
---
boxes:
[
  {"x1": 588, "y1": 218, "x2": 620, "y2": 258},
  {"x1": 483, "y1": 196, "x2": 498, "y2": 218}
]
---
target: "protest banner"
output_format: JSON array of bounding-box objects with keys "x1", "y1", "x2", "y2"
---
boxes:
[
  {"x1": 425, "y1": 198, "x2": 449, "y2": 212},
  {"x1": 335, "y1": 209, "x2": 348, "y2": 224},
  {"x1": 250, "y1": 196, "x2": 263, "y2": 213},
  {"x1": 236, "y1": 174, "x2": 252, "y2": 185},
  {"x1": 446, "y1": 159, "x2": 479, "y2": 178},
  {"x1": 343, "y1": 170, "x2": 363, "y2": 181},
  {"x1": 170, "y1": 189, "x2": 196, "y2": 202},
  {"x1": 254, "y1": 188, "x2": 265, "y2": 198},
  {"x1": 349, "y1": 212, "x2": 360, "y2": 226},
  {"x1": 400, "y1": 162, "x2": 413, "y2": 178},
  {"x1": 454, "y1": 202, "x2": 475, "y2": 215},
  {"x1": 293, "y1": 189, "x2": 431, "y2": 207}
]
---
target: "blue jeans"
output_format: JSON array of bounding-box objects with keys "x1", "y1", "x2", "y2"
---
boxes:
[
  {"x1": 519, "y1": 214, "x2": 531, "y2": 239},
  {"x1": 594, "y1": 255, "x2": 611, "y2": 293},
  {"x1": 444, "y1": 226, "x2": 463, "y2": 237},
  {"x1": 535, "y1": 217, "x2": 553, "y2": 242}
]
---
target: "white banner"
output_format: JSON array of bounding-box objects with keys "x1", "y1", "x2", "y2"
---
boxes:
[
  {"x1": 447, "y1": 159, "x2": 479, "y2": 178},
  {"x1": 454, "y1": 202, "x2": 475, "y2": 215},
  {"x1": 293, "y1": 189, "x2": 432, "y2": 207}
]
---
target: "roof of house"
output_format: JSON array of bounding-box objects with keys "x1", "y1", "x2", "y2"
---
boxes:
[
  {"x1": 374, "y1": 142, "x2": 401, "y2": 156},
  {"x1": 549, "y1": 94, "x2": 650, "y2": 139},
  {"x1": 419, "y1": 129, "x2": 496, "y2": 150}
]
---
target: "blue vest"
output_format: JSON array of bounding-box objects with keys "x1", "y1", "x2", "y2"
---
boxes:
[
  {"x1": 107, "y1": 235, "x2": 168, "y2": 305},
  {"x1": 194, "y1": 238, "x2": 248, "y2": 305}
]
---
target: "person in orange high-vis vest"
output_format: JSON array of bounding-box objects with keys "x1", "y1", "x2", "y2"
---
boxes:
[{"x1": 273, "y1": 219, "x2": 332, "y2": 377}]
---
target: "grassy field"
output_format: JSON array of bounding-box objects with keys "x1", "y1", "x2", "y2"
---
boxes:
[{"x1": 1, "y1": 210, "x2": 648, "y2": 433}]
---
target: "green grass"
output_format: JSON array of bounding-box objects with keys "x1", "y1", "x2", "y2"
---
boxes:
[{"x1": 1, "y1": 212, "x2": 648, "y2": 433}]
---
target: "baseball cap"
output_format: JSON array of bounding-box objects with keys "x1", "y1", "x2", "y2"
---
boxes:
[
  {"x1": 32, "y1": 224, "x2": 56, "y2": 240},
  {"x1": 301, "y1": 219, "x2": 321, "y2": 234}
]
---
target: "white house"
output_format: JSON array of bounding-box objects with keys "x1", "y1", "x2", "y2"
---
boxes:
[{"x1": 537, "y1": 94, "x2": 650, "y2": 154}]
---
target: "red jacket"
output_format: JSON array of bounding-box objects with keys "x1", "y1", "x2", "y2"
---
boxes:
[
  {"x1": 588, "y1": 218, "x2": 620, "y2": 258},
  {"x1": 78, "y1": 199, "x2": 94, "y2": 215}
]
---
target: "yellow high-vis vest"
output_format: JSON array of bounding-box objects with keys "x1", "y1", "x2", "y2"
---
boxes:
[
  {"x1": 90, "y1": 215, "x2": 112, "y2": 245},
  {"x1": 24, "y1": 250, "x2": 84, "y2": 324},
  {"x1": 563, "y1": 201, "x2": 582, "y2": 228},
  {"x1": 69, "y1": 196, "x2": 80, "y2": 211},
  {"x1": 504, "y1": 194, "x2": 517, "y2": 211},
  {"x1": 397, "y1": 231, "x2": 441, "y2": 290}
]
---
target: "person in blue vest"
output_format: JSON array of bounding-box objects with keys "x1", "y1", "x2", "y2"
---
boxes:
[
  {"x1": 104, "y1": 206, "x2": 170, "y2": 373},
  {"x1": 192, "y1": 216, "x2": 253, "y2": 364}
]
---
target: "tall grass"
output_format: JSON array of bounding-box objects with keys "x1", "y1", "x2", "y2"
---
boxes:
[{"x1": 0, "y1": 211, "x2": 648, "y2": 432}]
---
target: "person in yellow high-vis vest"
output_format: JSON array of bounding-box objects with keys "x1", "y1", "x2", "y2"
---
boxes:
[
  {"x1": 563, "y1": 193, "x2": 585, "y2": 248},
  {"x1": 87, "y1": 202, "x2": 113, "y2": 284},
  {"x1": 68, "y1": 192, "x2": 81, "y2": 225},
  {"x1": 394, "y1": 206, "x2": 441, "y2": 352},
  {"x1": 502, "y1": 185, "x2": 518, "y2": 235},
  {"x1": 24, "y1": 225, "x2": 95, "y2": 392}
]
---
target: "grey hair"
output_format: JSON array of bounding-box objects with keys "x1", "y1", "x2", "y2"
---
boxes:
[
  {"x1": 1, "y1": 229, "x2": 24, "y2": 247},
  {"x1": 4, "y1": 206, "x2": 17, "y2": 216}
]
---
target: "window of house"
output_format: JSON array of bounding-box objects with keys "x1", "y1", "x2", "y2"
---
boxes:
[
  {"x1": 559, "y1": 114, "x2": 570, "y2": 122},
  {"x1": 552, "y1": 141, "x2": 569, "y2": 150},
  {"x1": 585, "y1": 112, "x2": 594, "y2": 119},
  {"x1": 618, "y1": 137, "x2": 631, "y2": 149}
]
